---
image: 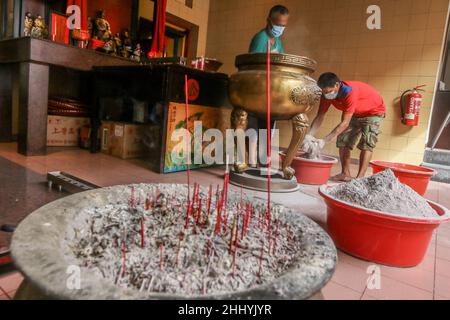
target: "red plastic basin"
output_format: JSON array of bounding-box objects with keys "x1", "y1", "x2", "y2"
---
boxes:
[
  {"x1": 319, "y1": 185, "x2": 450, "y2": 267},
  {"x1": 281, "y1": 152, "x2": 338, "y2": 185},
  {"x1": 370, "y1": 161, "x2": 436, "y2": 196}
]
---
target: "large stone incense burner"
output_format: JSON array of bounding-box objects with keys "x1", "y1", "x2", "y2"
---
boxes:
[
  {"x1": 229, "y1": 53, "x2": 322, "y2": 182},
  {"x1": 11, "y1": 184, "x2": 336, "y2": 300}
]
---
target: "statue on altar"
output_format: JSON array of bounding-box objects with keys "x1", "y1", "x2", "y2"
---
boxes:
[
  {"x1": 120, "y1": 29, "x2": 133, "y2": 58},
  {"x1": 24, "y1": 12, "x2": 33, "y2": 37},
  {"x1": 93, "y1": 10, "x2": 112, "y2": 42},
  {"x1": 31, "y1": 15, "x2": 48, "y2": 39},
  {"x1": 131, "y1": 44, "x2": 142, "y2": 62}
]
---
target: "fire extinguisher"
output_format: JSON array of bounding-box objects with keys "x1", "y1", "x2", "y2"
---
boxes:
[{"x1": 400, "y1": 85, "x2": 426, "y2": 126}]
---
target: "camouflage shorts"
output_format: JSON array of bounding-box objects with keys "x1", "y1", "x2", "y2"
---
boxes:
[{"x1": 337, "y1": 114, "x2": 385, "y2": 152}]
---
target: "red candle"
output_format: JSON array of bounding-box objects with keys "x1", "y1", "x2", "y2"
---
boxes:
[{"x1": 145, "y1": 198, "x2": 150, "y2": 211}]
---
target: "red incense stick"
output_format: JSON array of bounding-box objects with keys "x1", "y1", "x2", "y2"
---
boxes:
[
  {"x1": 175, "y1": 226, "x2": 183, "y2": 268},
  {"x1": 130, "y1": 186, "x2": 135, "y2": 209},
  {"x1": 215, "y1": 184, "x2": 220, "y2": 210},
  {"x1": 222, "y1": 156, "x2": 230, "y2": 230},
  {"x1": 159, "y1": 243, "x2": 164, "y2": 271},
  {"x1": 242, "y1": 203, "x2": 250, "y2": 239},
  {"x1": 266, "y1": 40, "x2": 272, "y2": 247},
  {"x1": 215, "y1": 199, "x2": 222, "y2": 235},
  {"x1": 185, "y1": 75, "x2": 191, "y2": 228},
  {"x1": 273, "y1": 219, "x2": 280, "y2": 255},
  {"x1": 232, "y1": 216, "x2": 240, "y2": 275},
  {"x1": 122, "y1": 240, "x2": 127, "y2": 277},
  {"x1": 207, "y1": 184, "x2": 212, "y2": 218},
  {"x1": 197, "y1": 198, "x2": 202, "y2": 225},
  {"x1": 229, "y1": 218, "x2": 235, "y2": 255},
  {"x1": 140, "y1": 218, "x2": 145, "y2": 248},
  {"x1": 258, "y1": 241, "x2": 264, "y2": 278}
]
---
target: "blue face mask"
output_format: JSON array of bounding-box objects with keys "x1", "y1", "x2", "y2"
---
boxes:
[{"x1": 271, "y1": 25, "x2": 285, "y2": 38}]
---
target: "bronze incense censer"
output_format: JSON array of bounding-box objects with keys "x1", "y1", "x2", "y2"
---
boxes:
[{"x1": 228, "y1": 53, "x2": 322, "y2": 191}]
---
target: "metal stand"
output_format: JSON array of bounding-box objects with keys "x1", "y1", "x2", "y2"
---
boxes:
[
  {"x1": 229, "y1": 168, "x2": 300, "y2": 193},
  {"x1": 47, "y1": 172, "x2": 99, "y2": 194}
]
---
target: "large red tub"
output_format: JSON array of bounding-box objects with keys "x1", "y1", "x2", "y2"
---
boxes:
[
  {"x1": 281, "y1": 152, "x2": 338, "y2": 185},
  {"x1": 319, "y1": 185, "x2": 450, "y2": 267},
  {"x1": 370, "y1": 161, "x2": 436, "y2": 196}
]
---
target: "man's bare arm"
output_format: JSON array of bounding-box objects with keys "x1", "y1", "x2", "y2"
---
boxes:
[
  {"x1": 309, "y1": 112, "x2": 326, "y2": 137},
  {"x1": 323, "y1": 112, "x2": 353, "y2": 143}
]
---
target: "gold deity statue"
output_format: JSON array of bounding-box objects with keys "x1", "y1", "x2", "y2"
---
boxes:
[{"x1": 93, "y1": 10, "x2": 112, "y2": 42}]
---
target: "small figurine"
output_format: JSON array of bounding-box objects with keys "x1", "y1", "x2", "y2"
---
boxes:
[
  {"x1": 120, "y1": 29, "x2": 133, "y2": 58},
  {"x1": 24, "y1": 12, "x2": 33, "y2": 37},
  {"x1": 100, "y1": 38, "x2": 115, "y2": 54},
  {"x1": 87, "y1": 17, "x2": 93, "y2": 38},
  {"x1": 121, "y1": 29, "x2": 132, "y2": 48},
  {"x1": 120, "y1": 46, "x2": 131, "y2": 59},
  {"x1": 112, "y1": 33, "x2": 122, "y2": 55},
  {"x1": 31, "y1": 15, "x2": 48, "y2": 39},
  {"x1": 131, "y1": 44, "x2": 142, "y2": 62},
  {"x1": 93, "y1": 10, "x2": 112, "y2": 42}
]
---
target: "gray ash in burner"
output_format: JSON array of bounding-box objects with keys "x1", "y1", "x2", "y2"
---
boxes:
[{"x1": 66, "y1": 184, "x2": 304, "y2": 296}]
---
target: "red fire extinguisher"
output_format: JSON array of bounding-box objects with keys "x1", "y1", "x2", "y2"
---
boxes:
[{"x1": 400, "y1": 85, "x2": 426, "y2": 126}]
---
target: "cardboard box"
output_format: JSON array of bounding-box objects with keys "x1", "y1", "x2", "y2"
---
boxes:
[
  {"x1": 101, "y1": 122, "x2": 147, "y2": 159},
  {"x1": 47, "y1": 116, "x2": 90, "y2": 147}
]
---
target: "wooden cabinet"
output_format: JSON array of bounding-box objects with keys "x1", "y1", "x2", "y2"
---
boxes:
[{"x1": 92, "y1": 65, "x2": 231, "y2": 172}]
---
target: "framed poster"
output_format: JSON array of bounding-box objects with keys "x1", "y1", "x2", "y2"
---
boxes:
[{"x1": 164, "y1": 102, "x2": 221, "y2": 173}]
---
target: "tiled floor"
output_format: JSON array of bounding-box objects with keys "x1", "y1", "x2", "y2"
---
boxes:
[{"x1": 0, "y1": 142, "x2": 449, "y2": 300}]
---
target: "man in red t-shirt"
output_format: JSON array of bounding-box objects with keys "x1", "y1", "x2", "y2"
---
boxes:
[{"x1": 306, "y1": 73, "x2": 386, "y2": 181}]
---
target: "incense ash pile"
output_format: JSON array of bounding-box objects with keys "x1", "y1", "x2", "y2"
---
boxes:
[
  {"x1": 66, "y1": 184, "x2": 304, "y2": 296},
  {"x1": 301, "y1": 135, "x2": 322, "y2": 160},
  {"x1": 328, "y1": 170, "x2": 438, "y2": 219}
]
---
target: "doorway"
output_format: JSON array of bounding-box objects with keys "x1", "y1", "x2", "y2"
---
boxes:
[{"x1": 428, "y1": 10, "x2": 450, "y2": 150}]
